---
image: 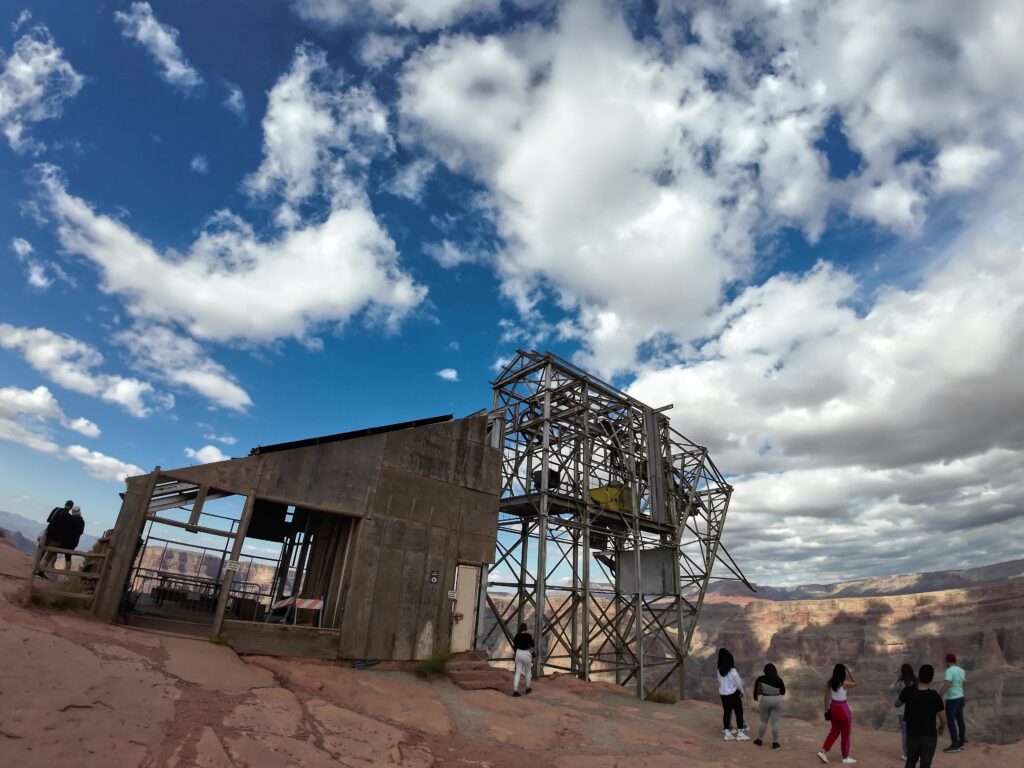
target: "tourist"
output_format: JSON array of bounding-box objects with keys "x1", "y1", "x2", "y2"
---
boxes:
[
  {"x1": 897, "y1": 663, "x2": 946, "y2": 768},
  {"x1": 891, "y1": 662, "x2": 917, "y2": 759},
  {"x1": 938, "y1": 653, "x2": 966, "y2": 752},
  {"x1": 37, "y1": 500, "x2": 74, "y2": 578},
  {"x1": 752, "y1": 662, "x2": 786, "y2": 748},
  {"x1": 717, "y1": 648, "x2": 750, "y2": 741},
  {"x1": 62, "y1": 505, "x2": 86, "y2": 570},
  {"x1": 817, "y1": 663, "x2": 858, "y2": 764},
  {"x1": 511, "y1": 622, "x2": 534, "y2": 697}
]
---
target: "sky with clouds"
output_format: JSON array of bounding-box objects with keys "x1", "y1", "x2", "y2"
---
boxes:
[{"x1": 0, "y1": 0, "x2": 1021, "y2": 585}]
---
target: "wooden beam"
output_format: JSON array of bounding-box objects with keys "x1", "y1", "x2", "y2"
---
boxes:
[
  {"x1": 211, "y1": 456, "x2": 266, "y2": 638},
  {"x1": 186, "y1": 484, "x2": 209, "y2": 527}
]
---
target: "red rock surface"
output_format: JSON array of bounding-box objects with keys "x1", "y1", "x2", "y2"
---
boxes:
[{"x1": 2, "y1": 538, "x2": 1022, "y2": 767}]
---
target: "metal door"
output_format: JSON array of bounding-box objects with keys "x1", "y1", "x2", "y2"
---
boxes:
[{"x1": 450, "y1": 564, "x2": 479, "y2": 653}]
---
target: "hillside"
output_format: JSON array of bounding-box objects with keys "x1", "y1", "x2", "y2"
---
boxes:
[{"x1": 1, "y1": 538, "x2": 1021, "y2": 767}]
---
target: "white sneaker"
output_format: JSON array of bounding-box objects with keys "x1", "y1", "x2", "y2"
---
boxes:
[
  {"x1": 817, "y1": 750, "x2": 829, "y2": 763},
  {"x1": 735, "y1": 730, "x2": 751, "y2": 742},
  {"x1": 841, "y1": 759, "x2": 857, "y2": 765},
  {"x1": 723, "y1": 729, "x2": 735, "y2": 741}
]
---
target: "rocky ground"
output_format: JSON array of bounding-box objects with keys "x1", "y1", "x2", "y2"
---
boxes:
[{"x1": 2, "y1": 538, "x2": 1022, "y2": 767}]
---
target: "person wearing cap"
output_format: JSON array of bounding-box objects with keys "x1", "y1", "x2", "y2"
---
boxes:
[
  {"x1": 938, "y1": 653, "x2": 966, "y2": 753},
  {"x1": 62, "y1": 505, "x2": 86, "y2": 569},
  {"x1": 37, "y1": 500, "x2": 74, "y2": 578}
]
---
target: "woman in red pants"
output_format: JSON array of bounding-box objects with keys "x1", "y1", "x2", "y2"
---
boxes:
[{"x1": 818, "y1": 663, "x2": 858, "y2": 764}]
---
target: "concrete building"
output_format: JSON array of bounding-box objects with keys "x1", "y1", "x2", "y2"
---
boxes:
[{"x1": 91, "y1": 414, "x2": 500, "y2": 661}]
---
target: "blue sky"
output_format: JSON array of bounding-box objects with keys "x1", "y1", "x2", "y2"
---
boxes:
[{"x1": 1, "y1": 1, "x2": 1021, "y2": 585}]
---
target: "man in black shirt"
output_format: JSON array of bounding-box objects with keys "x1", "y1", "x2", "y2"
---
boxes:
[
  {"x1": 511, "y1": 622, "x2": 535, "y2": 697},
  {"x1": 897, "y1": 664, "x2": 947, "y2": 768}
]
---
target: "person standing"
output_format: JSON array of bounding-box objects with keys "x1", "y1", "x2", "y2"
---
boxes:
[
  {"x1": 752, "y1": 662, "x2": 786, "y2": 748},
  {"x1": 891, "y1": 663, "x2": 917, "y2": 759},
  {"x1": 938, "y1": 653, "x2": 966, "y2": 752},
  {"x1": 37, "y1": 500, "x2": 74, "y2": 578},
  {"x1": 62, "y1": 505, "x2": 85, "y2": 569},
  {"x1": 717, "y1": 648, "x2": 750, "y2": 741},
  {"x1": 511, "y1": 622, "x2": 535, "y2": 697},
  {"x1": 897, "y1": 664, "x2": 946, "y2": 768},
  {"x1": 818, "y1": 663, "x2": 858, "y2": 764}
]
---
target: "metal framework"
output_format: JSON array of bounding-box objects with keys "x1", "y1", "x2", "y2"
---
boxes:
[{"x1": 480, "y1": 350, "x2": 749, "y2": 697}]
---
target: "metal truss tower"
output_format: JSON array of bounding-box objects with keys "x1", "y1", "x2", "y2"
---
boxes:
[{"x1": 481, "y1": 350, "x2": 749, "y2": 697}]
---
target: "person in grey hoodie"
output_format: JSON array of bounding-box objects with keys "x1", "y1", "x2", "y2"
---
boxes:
[{"x1": 753, "y1": 663, "x2": 787, "y2": 749}]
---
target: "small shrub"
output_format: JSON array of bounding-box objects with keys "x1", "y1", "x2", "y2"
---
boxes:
[
  {"x1": 210, "y1": 632, "x2": 232, "y2": 646},
  {"x1": 416, "y1": 650, "x2": 451, "y2": 677},
  {"x1": 646, "y1": 689, "x2": 678, "y2": 705}
]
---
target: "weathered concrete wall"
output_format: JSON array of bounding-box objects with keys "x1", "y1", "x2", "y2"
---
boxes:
[{"x1": 339, "y1": 416, "x2": 500, "y2": 660}]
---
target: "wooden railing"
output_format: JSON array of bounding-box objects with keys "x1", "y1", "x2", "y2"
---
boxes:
[{"x1": 22, "y1": 541, "x2": 108, "y2": 608}]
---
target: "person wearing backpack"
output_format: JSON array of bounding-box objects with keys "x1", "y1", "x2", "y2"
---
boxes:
[{"x1": 37, "y1": 500, "x2": 73, "y2": 578}]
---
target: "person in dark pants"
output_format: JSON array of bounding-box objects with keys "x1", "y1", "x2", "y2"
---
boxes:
[
  {"x1": 62, "y1": 505, "x2": 85, "y2": 568},
  {"x1": 717, "y1": 648, "x2": 749, "y2": 741},
  {"x1": 897, "y1": 664, "x2": 946, "y2": 768},
  {"x1": 37, "y1": 500, "x2": 74, "y2": 578},
  {"x1": 938, "y1": 653, "x2": 966, "y2": 752}
]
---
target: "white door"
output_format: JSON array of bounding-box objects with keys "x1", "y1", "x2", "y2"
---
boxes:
[{"x1": 450, "y1": 564, "x2": 479, "y2": 653}]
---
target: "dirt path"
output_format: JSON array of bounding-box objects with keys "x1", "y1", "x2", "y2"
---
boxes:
[{"x1": 1, "y1": 539, "x2": 1021, "y2": 767}]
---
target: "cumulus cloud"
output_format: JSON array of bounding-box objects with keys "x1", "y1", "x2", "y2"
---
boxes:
[
  {"x1": 359, "y1": 33, "x2": 414, "y2": 69},
  {"x1": 32, "y1": 165, "x2": 425, "y2": 344},
  {"x1": 436, "y1": 367, "x2": 459, "y2": 382},
  {"x1": 0, "y1": 323, "x2": 156, "y2": 417},
  {"x1": 66, "y1": 444, "x2": 144, "y2": 483},
  {"x1": 386, "y1": 156, "x2": 436, "y2": 201},
  {"x1": 291, "y1": 0, "x2": 500, "y2": 32},
  {"x1": 201, "y1": 431, "x2": 237, "y2": 445},
  {"x1": 0, "y1": 385, "x2": 100, "y2": 454},
  {"x1": 399, "y1": 0, "x2": 1024, "y2": 373},
  {"x1": 190, "y1": 154, "x2": 209, "y2": 174},
  {"x1": 629, "y1": 215, "x2": 1024, "y2": 583},
  {"x1": 185, "y1": 444, "x2": 230, "y2": 464},
  {"x1": 0, "y1": 22, "x2": 83, "y2": 152},
  {"x1": 113, "y1": 324, "x2": 252, "y2": 412},
  {"x1": 114, "y1": 2, "x2": 203, "y2": 91},
  {"x1": 245, "y1": 44, "x2": 393, "y2": 227},
  {"x1": 424, "y1": 239, "x2": 477, "y2": 268},
  {"x1": 223, "y1": 81, "x2": 246, "y2": 120}
]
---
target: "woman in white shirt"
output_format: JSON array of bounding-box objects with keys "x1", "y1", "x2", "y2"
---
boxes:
[
  {"x1": 717, "y1": 648, "x2": 750, "y2": 741},
  {"x1": 818, "y1": 663, "x2": 859, "y2": 764}
]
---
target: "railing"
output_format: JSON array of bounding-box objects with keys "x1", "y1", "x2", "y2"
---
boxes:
[{"x1": 22, "y1": 540, "x2": 108, "y2": 608}]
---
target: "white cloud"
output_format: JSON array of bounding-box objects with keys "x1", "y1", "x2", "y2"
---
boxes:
[
  {"x1": 10, "y1": 236, "x2": 75, "y2": 291},
  {"x1": 291, "y1": 0, "x2": 500, "y2": 32},
  {"x1": 10, "y1": 237, "x2": 33, "y2": 258},
  {"x1": 0, "y1": 22, "x2": 84, "y2": 152},
  {"x1": 0, "y1": 384, "x2": 101, "y2": 454},
  {"x1": 629, "y1": 214, "x2": 1024, "y2": 582},
  {"x1": 399, "y1": 0, "x2": 1024, "y2": 374},
  {"x1": 113, "y1": 324, "x2": 252, "y2": 412},
  {"x1": 11, "y1": 10, "x2": 32, "y2": 34},
  {"x1": 190, "y1": 154, "x2": 209, "y2": 174},
  {"x1": 34, "y1": 165, "x2": 425, "y2": 344},
  {"x1": 935, "y1": 144, "x2": 1001, "y2": 193},
  {"x1": 0, "y1": 323, "x2": 156, "y2": 417},
  {"x1": 386, "y1": 156, "x2": 436, "y2": 202},
  {"x1": 202, "y1": 431, "x2": 237, "y2": 445},
  {"x1": 424, "y1": 239, "x2": 476, "y2": 268},
  {"x1": 223, "y1": 81, "x2": 246, "y2": 120},
  {"x1": 245, "y1": 44, "x2": 393, "y2": 227},
  {"x1": 114, "y1": 2, "x2": 203, "y2": 91},
  {"x1": 185, "y1": 444, "x2": 230, "y2": 464},
  {"x1": 66, "y1": 444, "x2": 144, "y2": 483},
  {"x1": 436, "y1": 367, "x2": 459, "y2": 382},
  {"x1": 359, "y1": 33, "x2": 414, "y2": 70}
]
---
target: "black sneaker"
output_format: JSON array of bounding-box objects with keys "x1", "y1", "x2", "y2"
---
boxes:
[
  {"x1": 524, "y1": 687, "x2": 532, "y2": 694},
  {"x1": 753, "y1": 739, "x2": 763, "y2": 746},
  {"x1": 36, "y1": 571, "x2": 48, "y2": 580},
  {"x1": 772, "y1": 743, "x2": 781, "y2": 749},
  {"x1": 512, "y1": 691, "x2": 521, "y2": 697},
  {"x1": 942, "y1": 746, "x2": 959, "y2": 753}
]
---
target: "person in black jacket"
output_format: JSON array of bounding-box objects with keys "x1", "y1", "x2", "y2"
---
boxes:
[
  {"x1": 897, "y1": 664, "x2": 946, "y2": 768},
  {"x1": 511, "y1": 622, "x2": 535, "y2": 697},
  {"x1": 37, "y1": 500, "x2": 74, "y2": 578},
  {"x1": 62, "y1": 505, "x2": 86, "y2": 568}
]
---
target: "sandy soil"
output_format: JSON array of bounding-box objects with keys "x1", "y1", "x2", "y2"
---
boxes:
[{"x1": 1, "y1": 538, "x2": 1021, "y2": 768}]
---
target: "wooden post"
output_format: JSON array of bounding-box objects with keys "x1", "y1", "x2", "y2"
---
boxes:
[
  {"x1": 211, "y1": 457, "x2": 266, "y2": 638},
  {"x1": 93, "y1": 468, "x2": 160, "y2": 622},
  {"x1": 22, "y1": 537, "x2": 46, "y2": 606}
]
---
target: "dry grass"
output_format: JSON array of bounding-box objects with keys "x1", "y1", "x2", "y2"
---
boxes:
[{"x1": 646, "y1": 689, "x2": 678, "y2": 704}]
